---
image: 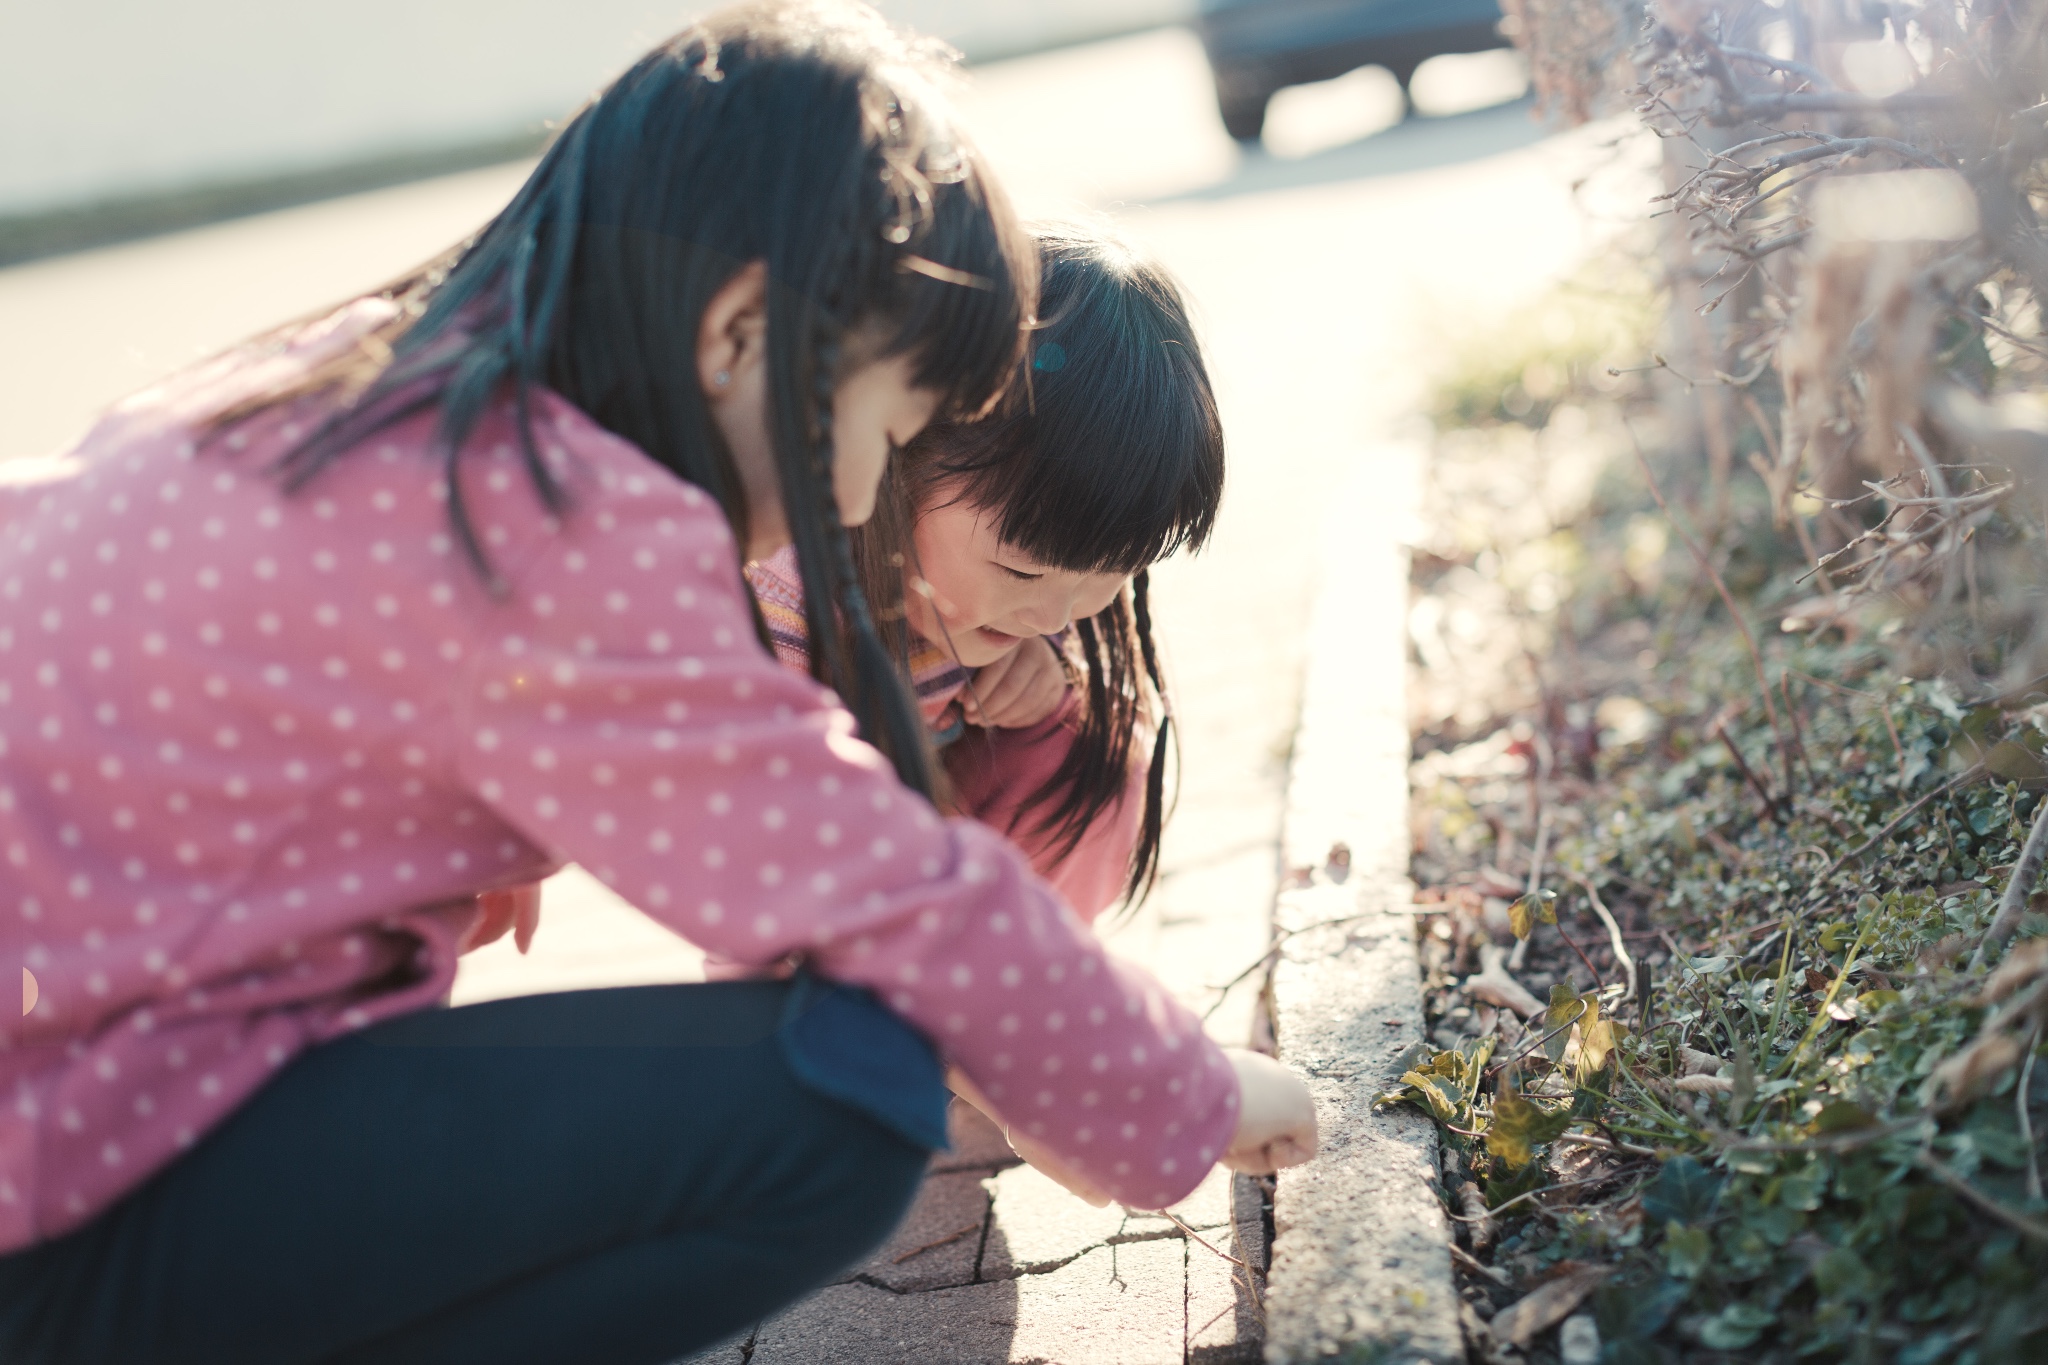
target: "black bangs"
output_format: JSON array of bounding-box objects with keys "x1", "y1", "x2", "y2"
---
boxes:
[{"x1": 917, "y1": 225, "x2": 1224, "y2": 573}]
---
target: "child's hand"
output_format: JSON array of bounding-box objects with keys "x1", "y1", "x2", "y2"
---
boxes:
[
  {"x1": 1219, "y1": 1049, "x2": 1319, "y2": 1174},
  {"x1": 460, "y1": 882, "x2": 543, "y2": 955},
  {"x1": 961, "y1": 636, "x2": 1067, "y2": 729}
]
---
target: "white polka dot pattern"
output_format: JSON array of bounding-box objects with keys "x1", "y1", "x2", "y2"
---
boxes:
[{"x1": 0, "y1": 302, "x2": 1235, "y2": 1252}]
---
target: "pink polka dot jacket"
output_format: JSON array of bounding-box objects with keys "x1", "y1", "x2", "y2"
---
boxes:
[{"x1": 0, "y1": 303, "x2": 1238, "y2": 1253}]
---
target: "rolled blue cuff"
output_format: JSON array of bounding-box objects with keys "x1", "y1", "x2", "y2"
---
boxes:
[{"x1": 777, "y1": 972, "x2": 950, "y2": 1153}]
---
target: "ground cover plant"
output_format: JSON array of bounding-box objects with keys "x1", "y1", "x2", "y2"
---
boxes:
[
  {"x1": 1391, "y1": 4, "x2": 2048, "y2": 1349},
  {"x1": 1400, "y1": 5, "x2": 2048, "y2": 1358},
  {"x1": 1403, "y1": 402, "x2": 2048, "y2": 1357}
]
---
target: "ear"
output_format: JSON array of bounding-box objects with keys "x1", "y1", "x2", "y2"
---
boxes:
[{"x1": 697, "y1": 260, "x2": 770, "y2": 401}]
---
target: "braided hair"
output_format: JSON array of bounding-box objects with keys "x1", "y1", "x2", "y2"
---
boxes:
[{"x1": 213, "y1": 1, "x2": 1036, "y2": 795}]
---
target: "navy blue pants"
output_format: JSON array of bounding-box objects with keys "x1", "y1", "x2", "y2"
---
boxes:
[{"x1": 0, "y1": 978, "x2": 947, "y2": 1364}]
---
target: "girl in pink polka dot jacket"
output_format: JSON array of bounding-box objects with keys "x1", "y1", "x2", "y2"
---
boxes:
[{"x1": 0, "y1": 5, "x2": 1314, "y2": 1362}]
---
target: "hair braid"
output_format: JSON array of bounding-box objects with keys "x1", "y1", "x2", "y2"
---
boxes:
[
  {"x1": 803, "y1": 323, "x2": 935, "y2": 797},
  {"x1": 1127, "y1": 567, "x2": 1173, "y2": 904}
]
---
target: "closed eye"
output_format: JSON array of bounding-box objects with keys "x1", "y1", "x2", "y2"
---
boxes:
[{"x1": 997, "y1": 564, "x2": 1043, "y2": 582}]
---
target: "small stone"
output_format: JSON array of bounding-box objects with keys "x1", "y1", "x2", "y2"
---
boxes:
[{"x1": 1559, "y1": 1312, "x2": 1601, "y2": 1365}]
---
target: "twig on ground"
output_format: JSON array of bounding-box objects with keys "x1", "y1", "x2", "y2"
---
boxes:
[
  {"x1": 1458, "y1": 1181, "x2": 1494, "y2": 1249},
  {"x1": 1444, "y1": 1173, "x2": 1618, "y2": 1223},
  {"x1": 1971, "y1": 794, "x2": 2048, "y2": 969},
  {"x1": 1574, "y1": 876, "x2": 1638, "y2": 1002},
  {"x1": 1450, "y1": 1241, "x2": 1511, "y2": 1285},
  {"x1": 1160, "y1": 1209, "x2": 1266, "y2": 1324},
  {"x1": 1555, "y1": 1131, "x2": 1659, "y2": 1158},
  {"x1": 1816, "y1": 765, "x2": 1987, "y2": 888},
  {"x1": 1469, "y1": 943, "x2": 1545, "y2": 1018},
  {"x1": 1553, "y1": 916, "x2": 1606, "y2": 996},
  {"x1": 2021, "y1": 1023, "x2": 2042, "y2": 1203},
  {"x1": 1916, "y1": 1150, "x2": 2048, "y2": 1243},
  {"x1": 1710, "y1": 715, "x2": 1785, "y2": 822},
  {"x1": 892, "y1": 1221, "x2": 983, "y2": 1264},
  {"x1": 1720, "y1": 1117, "x2": 1929, "y2": 1155},
  {"x1": 1199, "y1": 912, "x2": 1378, "y2": 1021}
]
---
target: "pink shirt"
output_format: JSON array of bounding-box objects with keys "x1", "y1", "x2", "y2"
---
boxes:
[
  {"x1": 0, "y1": 303, "x2": 1237, "y2": 1252},
  {"x1": 744, "y1": 547, "x2": 1146, "y2": 922}
]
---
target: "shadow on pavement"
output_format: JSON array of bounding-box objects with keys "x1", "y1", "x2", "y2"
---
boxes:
[{"x1": 1167, "y1": 97, "x2": 1553, "y2": 203}]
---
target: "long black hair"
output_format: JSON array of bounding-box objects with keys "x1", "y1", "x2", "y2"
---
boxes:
[
  {"x1": 857, "y1": 223, "x2": 1225, "y2": 908},
  {"x1": 213, "y1": 1, "x2": 1036, "y2": 797}
]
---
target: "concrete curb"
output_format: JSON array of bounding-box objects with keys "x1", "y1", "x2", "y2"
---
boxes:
[{"x1": 1262, "y1": 445, "x2": 1461, "y2": 1365}]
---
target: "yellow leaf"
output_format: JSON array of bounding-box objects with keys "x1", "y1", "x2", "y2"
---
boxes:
[
  {"x1": 1543, "y1": 982, "x2": 1585, "y2": 1063},
  {"x1": 1578, "y1": 998, "x2": 1617, "y2": 1077},
  {"x1": 1487, "y1": 1090, "x2": 1573, "y2": 1167}
]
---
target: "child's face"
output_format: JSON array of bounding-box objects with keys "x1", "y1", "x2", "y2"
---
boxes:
[
  {"x1": 830, "y1": 349, "x2": 941, "y2": 529},
  {"x1": 905, "y1": 484, "x2": 1128, "y2": 667}
]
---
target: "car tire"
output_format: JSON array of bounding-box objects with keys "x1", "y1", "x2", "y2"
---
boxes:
[{"x1": 1212, "y1": 67, "x2": 1272, "y2": 143}]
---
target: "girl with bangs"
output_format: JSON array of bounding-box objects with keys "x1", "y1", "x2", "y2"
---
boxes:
[
  {"x1": 746, "y1": 223, "x2": 1225, "y2": 926},
  {"x1": 0, "y1": 7, "x2": 1314, "y2": 1364}
]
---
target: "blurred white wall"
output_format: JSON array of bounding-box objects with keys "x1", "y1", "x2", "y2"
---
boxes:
[{"x1": 0, "y1": 0, "x2": 1194, "y2": 218}]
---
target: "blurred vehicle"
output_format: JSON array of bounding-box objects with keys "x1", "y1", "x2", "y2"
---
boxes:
[{"x1": 1197, "y1": 0, "x2": 1508, "y2": 140}]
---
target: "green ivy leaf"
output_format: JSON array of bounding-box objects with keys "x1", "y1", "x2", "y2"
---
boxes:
[
  {"x1": 1699, "y1": 1302, "x2": 1775, "y2": 1349},
  {"x1": 1641, "y1": 1155, "x2": 1723, "y2": 1225},
  {"x1": 1773, "y1": 1164, "x2": 1826, "y2": 1212},
  {"x1": 1595, "y1": 1278, "x2": 1690, "y2": 1344},
  {"x1": 1813, "y1": 1246, "x2": 1879, "y2": 1302},
  {"x1": 1809, "y1": 1100, "x2": 1875, "y2": 1134},
  {"x1": 1663, "y1": 1221, "x2": 1712, "y2": 1278}
]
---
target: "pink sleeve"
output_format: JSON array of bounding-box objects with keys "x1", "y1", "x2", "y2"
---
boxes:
[
  {"x1": 453, "y1": 419, "x2": 1236, "y2": 1210},
  {"x1": 946, "y1": 694, "x2": 1146, "y2": 925}
]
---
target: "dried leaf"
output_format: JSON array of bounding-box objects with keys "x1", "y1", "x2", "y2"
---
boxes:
[
  {"x1": 1578, "y1": 1008, "x2": 1619, "y2": 1078},
  {"x1": 1508, "y1": 889, "x2": 1558, "y2": 939},
  {"x1": 1979, "y1": 939, "x2": 2048, "y2": 1005},
  {"x1": 1487, "y1": 1088, "x2": 1572, "y2": 1167},
  {"x1": 1678, "y1": 1047, "x2": 1726, "y2": 1076},
  {"x1": 1490, "y1": 1265, "x2": 1612, "y2": 1348},
  {"x1": 1543, "y1": 982, "x2": 1586, "y2": 1062},
  {"x1": 1674, "y1": 1074, "x2": 1734, "y2": 1094}
]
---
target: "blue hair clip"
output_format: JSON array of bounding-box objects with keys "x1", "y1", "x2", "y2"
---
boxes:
[{"x1": 1032, "y1": 341, "x2": 1067, "y2": 373}]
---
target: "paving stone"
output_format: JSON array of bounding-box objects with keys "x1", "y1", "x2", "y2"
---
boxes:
[
  {"x1": 1003, "y1": 1239, "x2": 1186, "y2": 1365},
  {"x1": 747, "y1": 1239, "x2": 1185, "y2": 1365},
  {"x1": 1185, "y1": 1174, "x2": 1269, "y2": 1364},
  {"x1": 846, "y1": 1169, "x2": 992, "y2": 1292},
  {"x1": 979, "y1": 1164, "x2": 1138, "y2": 1278},
  {"x1": 1186, "y1": 1236, "x2": 1263, "y2": 1364}
]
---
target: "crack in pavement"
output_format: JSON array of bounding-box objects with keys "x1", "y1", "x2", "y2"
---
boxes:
[{"x1": 838, "y1": 1220, "x2": 1235, "y2": 1296}]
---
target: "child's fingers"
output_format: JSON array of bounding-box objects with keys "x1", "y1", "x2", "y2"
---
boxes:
[
  {"x1": 510, "y1": 883, "x2": 543, "y2": 954},
  {"x1": 969, "y1": 639, "x2": 1064, "y2": 727}
]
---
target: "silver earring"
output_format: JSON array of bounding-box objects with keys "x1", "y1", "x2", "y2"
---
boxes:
[{"x1": 713, "y1": 369, "x2": 731, "y2": 387}]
